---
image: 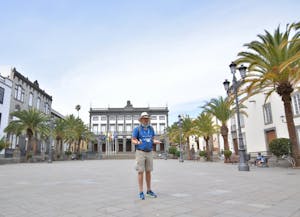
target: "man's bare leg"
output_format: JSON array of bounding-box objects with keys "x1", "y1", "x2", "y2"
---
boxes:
[
  {"x1": 146, "y1": 171, "x2": 151, "y2": 191},
  {"x1": 138, "y1": 172, "x2": 144, "y2": 192}
]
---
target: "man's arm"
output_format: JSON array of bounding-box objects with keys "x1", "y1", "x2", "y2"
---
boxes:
[
  {"x1": 132, "y1": 137, "x2": 141, "y2": 145},
  {"x1": 153, "y1": 137, "x2": 161, "y2": 144},
  {"x1": 132, "y1": 127, "x2": 141, "y2": 145}
]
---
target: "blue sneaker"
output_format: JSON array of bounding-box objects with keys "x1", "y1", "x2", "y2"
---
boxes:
[
  {"x1": 146, "y1": 190, "x2": 157, "y2": 198},
  {"x1": 139, "y1": 192, "x2": 145, "y2": 200}
]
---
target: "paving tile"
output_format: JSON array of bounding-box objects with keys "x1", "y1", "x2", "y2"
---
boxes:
[{"x1": 0, "y1": 160, "x2": 300, "y2": 217}]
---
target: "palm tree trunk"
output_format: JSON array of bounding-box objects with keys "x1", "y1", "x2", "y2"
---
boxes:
[
  {"x1": 282, "y1": 94, "x2": 300, "y2": 166},
  {"x1": 221, "y1": 125, "x2": 229, "y2": 150},
  {"x1": 186, "y1": 137, "x2": 191, "y2": 160},
  {"x1": 205, "y1": 137, "x2": 210, "y2": 161},
  {"x1": 32, "y1": 137, "x2": 37, "y2": 155}
]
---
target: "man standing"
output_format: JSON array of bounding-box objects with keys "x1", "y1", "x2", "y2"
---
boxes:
[{"x1": 132, "y1": 112, "x2": 160, "y2": 200}]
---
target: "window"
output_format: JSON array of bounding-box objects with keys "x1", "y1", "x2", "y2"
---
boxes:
[
  {"x1": 263, "y1": 103, "x2": 273, "y2": 124},
  {"x1": 0, "y1": 87, "x2": 4, "y2": 104},
  {"x1": 118, "y1": 125, "x2": 123, "y2": 132},
  {"x1": 101, "y1": 116, "x2": 107, "y2": 121},
  {"x1": 109, "y1": 115, "x2": 116, "y2": 121},
  {"x1": 36, "y1": 97, "x2": 41, "y2": 109},
  {"x1": 117, "y1": 115, "x2": 124, "y2": 120},
  {"x1": 159, "y1": 124, "x2": 165, "y2": 133},
  {"x1": 133, "y1": 115, "x2": 139, "y2": 120},
  {"x1": 292, "y1": 92, "x2": 300, "y2": 115},
  {"x1": 159, "y1": 115, "x2": 165, "y2": 120},
  {"x1": 125, "y1": 115, "x2": 131, "y2": 120},
  {"x1": 126, "y1": 124, "x2": 131, "y2": 132},
  {"x1": 93, "y1": 124, "x2": 99, "y2": 134},
  {"x1": 230, "y1": 116, "x2": 236, "y2": 131},
  {"x1": 240, "y1": 114, "x2": 245, "y2": 128},
  {"x1": 44, "y1": 103, "x2": 49, "y2": 114},
  {"x1": 92, "y1": 116, "x2": 99, "y2": 121},
  {"x1": 151, "y1": 115, "x2": 157, "y2": 120},
  {"x1": 21, "y1": 90, "x2": 24, "y2": 102},
  {"x1": 101, "y1": 125, "x2": 107, "y2": 133},
  {"x1": 110, "y1": 125, "x2": 115, "y2": 132},
  {"x1": 14, "y1": 85, "x2": 24, "y2": 102},
  {"x1": 151, "y1": 124, "x2": 157, "y2": 133},
  {"x1": 28, "y1": 93, "x2": 33, "y2": 107}
]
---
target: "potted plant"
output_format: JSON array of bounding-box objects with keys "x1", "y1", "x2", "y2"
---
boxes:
[
  {"x1": 168, "y1": 146, "x2": 177, "y2": 159},
  {"x1": 27, "y1": 151, "x2": 33, "y2": 162},
  {"x1": 64, "y1": 150, "x2": 72, "y2": 160},
  {"x1": 269, "y1": 138, "x2": 292, "y2": 167},
  {"x1": 224, "y1": 150, "x2": 232, "y2": 163},
  {"x1": 175, "y1": 150, "x2": 181, "y2": 159},
  {"x1": 199, "y1": 150, "x2": 207, "y2": 161}
]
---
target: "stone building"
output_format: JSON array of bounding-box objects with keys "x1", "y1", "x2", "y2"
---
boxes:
[
  {"x1": 6, "y1": 68, "x2": 52, "y2": 154},
  {"x1": 89, "y1": 100, "x2": 169, "y2": 155}
]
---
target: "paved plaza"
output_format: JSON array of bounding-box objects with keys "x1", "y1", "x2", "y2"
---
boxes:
[{"x1": 0, "y1": 159, "x2": 299, "y2": 217}]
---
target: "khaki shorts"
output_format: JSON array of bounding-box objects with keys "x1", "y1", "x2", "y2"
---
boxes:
[{"x1": 135, "y1": 150, "x2": 153, "y2": 172}]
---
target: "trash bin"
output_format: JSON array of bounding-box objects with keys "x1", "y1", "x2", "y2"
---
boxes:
[{"x1": 4, "y1": 148, "x2": 14, "y2": 158}]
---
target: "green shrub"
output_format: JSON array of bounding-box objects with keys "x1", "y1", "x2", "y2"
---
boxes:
[
  {"x1": 269, "y1": 138, "x2": 291, "y2": 157},
  {"x1": 27, "y1": 152, "x2": 33, "y2": 160},
  {"x1": 65, "y1": 150, "x2": 72, "y2": 156},
  {"x1": 199, "y1": 150, "x2": 207, "y2": 158},
  {"x1": 168, "y1": 146, "x2": 177, "y2": 155},
  {"x1": 0, "y1": 137, "x2": 9, "y2": 152},
  {"x1": 175, "y1": 150, "x2": 181, "y2": 157},
  {"x1": 224, "y1": 150, "x2": 232, "y2": 159}
]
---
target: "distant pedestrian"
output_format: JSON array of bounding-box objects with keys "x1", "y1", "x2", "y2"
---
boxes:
[
  {"x1": 132, "y1": 112, "x2": 161, "y2": 200},
  {"x1": 191, "y1": 145, "x2": 195, "y2": 160}
]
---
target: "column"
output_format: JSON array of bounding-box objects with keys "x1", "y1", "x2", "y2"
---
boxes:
[{"x1": 123, "y1": 138, "x2": 126, "y2": 153}]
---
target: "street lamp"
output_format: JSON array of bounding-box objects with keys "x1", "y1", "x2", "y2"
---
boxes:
[
  {"x1": 223, "y1": 62, "x2": 249, "y2": 171},
  {"x1": 97, "y1": 135, "x2": 103, "y2": 159},
  {"x1": 178, "y1": 115, "x2": 184, "y2": 163},
  {"x1": 48, "y1": 118, "x2": 55, "y2": 163}
]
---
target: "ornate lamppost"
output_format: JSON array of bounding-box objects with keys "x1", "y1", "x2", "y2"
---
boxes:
[
  {"x1": 178, "y1": 115, "x2": 184, "y2": 163},
  {"x1": 223, "y1": 62, "x2": 249, "y2": 171}
]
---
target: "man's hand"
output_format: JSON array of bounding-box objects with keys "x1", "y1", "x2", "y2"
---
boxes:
[{"x1": 153, "y1": 139, "x2": 161, "y2": 144}]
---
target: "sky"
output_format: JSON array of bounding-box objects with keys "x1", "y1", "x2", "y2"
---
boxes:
[{"x1": 0, "y1": 0, "x2": 300, "y2": 125}]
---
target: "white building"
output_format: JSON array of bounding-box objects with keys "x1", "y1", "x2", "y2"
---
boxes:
[
  {"x1": 89, "y1": 100, "x2": 169, "y2": 154},
  {"x1": 0, "y1": 74, "x2": 12, "y2": 140},
  {"x1": 228, "y1": 90, "x2": 300, "y2": 155}
]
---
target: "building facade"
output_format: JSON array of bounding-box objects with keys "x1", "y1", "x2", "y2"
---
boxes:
[
  {"x1": 228, "y1": 90, "x2": 300, "y2": 156},
  {"x1": 0, "y1": 74, "x2": 12, "y2": 140},
  {"x1": 89, "y1": 100, "x2": 169, "y2": 155},
  {"x1": 6, "y1": 68, "x2": 53, "y2": 154}
]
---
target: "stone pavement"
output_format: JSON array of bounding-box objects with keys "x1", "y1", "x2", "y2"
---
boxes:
[{"x1": 0, "y1": 159, "x2": 299, "y2": 217}]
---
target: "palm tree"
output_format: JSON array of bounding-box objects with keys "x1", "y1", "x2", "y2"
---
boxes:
[
  {"x1": 63, "y1": 115, "x2": 80, "y2": 152},
  {"x1": 166, "y1": 123, "x2": 180, "y2": 149},
  {"x1": 181, "y1": 116, "x2": 194, "y2": 160},
  {"x1": 166, "y1": 117, "x2": 194, "y2": 159},
  {"x1": 75, "y1": 105, "x2": 81, "y2": 118},
  {"x1": 202, "y1": 96, "x2": 247, "y2": 156},
  {"x1": 193, "y1": 112, "x2": 219, "y2": 161},
  {"x1": 202, "y1": 96, "x2": 234, "y2": 152},
  {"x1": 53, "y1": 118, "x2": 66, "y2": 156},
  {"x1": 4, "y1": 109, "x2": 50, "y2": 156},
  {"x1": 236, "y1": 22, "x2": 300, "y2": 165},
  {"x1": 63, "y1": 115, "x2": 93, "y2": 154}
]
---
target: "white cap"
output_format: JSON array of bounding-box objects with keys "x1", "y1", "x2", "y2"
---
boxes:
[{"x1": 139, "y1": 112, "x2": 150, "y2": 120}]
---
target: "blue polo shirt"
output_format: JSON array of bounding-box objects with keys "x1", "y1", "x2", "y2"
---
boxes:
[{"x1": 132, "y1": 125, "x2": 155, "y2": 152}]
